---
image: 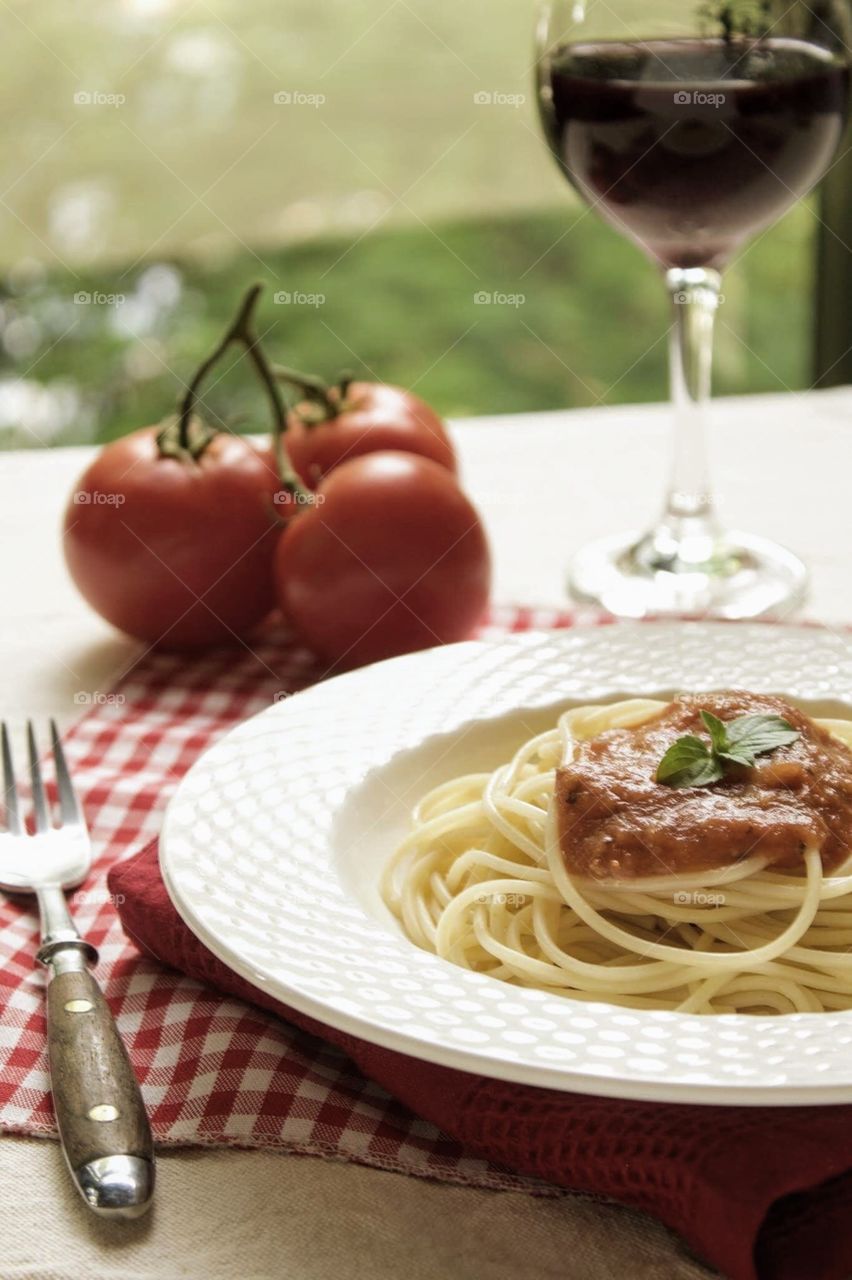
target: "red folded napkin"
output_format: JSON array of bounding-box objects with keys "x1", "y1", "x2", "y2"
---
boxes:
[{"x1": 111, "y1": 838, "x2": 852, "y2": 1280}]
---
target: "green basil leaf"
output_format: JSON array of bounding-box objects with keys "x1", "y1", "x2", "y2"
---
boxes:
[
  {"x1": 716, "y1": 749, "x2": 755, "y2": 768},
  {"x1": 700, "y1": 710, "x2": 729, "y2": 755},
  {"x1": 656, "y1": 736, "x2": 725, "y2": 788},
  {"x1": 655, "y1": 710, "x2": 800, "y2": 788},
  {"x1": 722, "y1": 714, "x2": 800, "y2": 765}
]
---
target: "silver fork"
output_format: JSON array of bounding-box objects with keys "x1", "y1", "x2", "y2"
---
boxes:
[{"x1": 1, "y1": 721, "x2": 154, "y2": 1218}]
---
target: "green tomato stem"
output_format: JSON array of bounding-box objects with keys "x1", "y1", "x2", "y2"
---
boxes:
[
  {"x1": 273, "y1": 364, "x2": 338, "y2": 419},
  {"x1": 172, "y1": 283, "x2": 311, "y2": 500},
  {"x1": 176, "y1": 285, "x2": 261, "y2": 452}
]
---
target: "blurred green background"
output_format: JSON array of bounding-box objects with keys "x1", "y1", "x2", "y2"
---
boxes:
[{"x1": 0, "y1": 0, "x2": 814, "y2": 448}]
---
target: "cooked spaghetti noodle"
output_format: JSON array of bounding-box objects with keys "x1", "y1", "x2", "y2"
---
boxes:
[{"x1": 381, "y1": 699, "x2": 852, "y2": 1014}]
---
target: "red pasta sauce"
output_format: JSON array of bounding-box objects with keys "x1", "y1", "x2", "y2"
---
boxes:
[{"x1": 554, "y1": 692, "x2": 852, "y2": 881}]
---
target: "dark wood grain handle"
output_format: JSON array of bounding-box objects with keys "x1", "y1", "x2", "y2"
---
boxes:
[{"x1": 46, "y1": 960, "x2": 154, "y2": 1217}]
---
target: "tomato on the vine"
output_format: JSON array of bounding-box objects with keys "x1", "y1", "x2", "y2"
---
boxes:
[
  {"x1": 63, "y1": 284, "x2": 308, "y2": 650},
  {"x1": 64, "y1": 429, "x2": 285, "y2": 648},
  {"x1": 274, "y1": 451, "x2": 491, "y2": 669},
  {"x1": 276, "y1": 371, "x2": 457, "y2": 487}
]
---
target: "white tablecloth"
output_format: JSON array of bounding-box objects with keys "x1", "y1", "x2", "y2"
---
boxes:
[{"x1": 3, "y1": 388, "x2": 851, "y2": 1279}]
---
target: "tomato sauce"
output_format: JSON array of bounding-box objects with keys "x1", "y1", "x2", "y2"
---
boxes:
[{"x1": 554, "y1": 692, "x2": 852, "y2": 881}]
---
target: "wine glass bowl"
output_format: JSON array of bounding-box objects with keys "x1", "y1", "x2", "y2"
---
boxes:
[{"x1": 535, "y1": 0, "x2": 852, "y2": 617}]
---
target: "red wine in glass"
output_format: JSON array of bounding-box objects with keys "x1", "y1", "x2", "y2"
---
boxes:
[
  {"x1": 542, "y1": 38, "x2": 849, "y2": 270},
  {"x1": 535, "y1": 0, "x2": 852, "y2": 619}
]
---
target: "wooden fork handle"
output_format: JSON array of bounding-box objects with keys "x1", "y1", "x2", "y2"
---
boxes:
[{"x1": 45, "y1": 953, "x2": 154, "y2": 1218}]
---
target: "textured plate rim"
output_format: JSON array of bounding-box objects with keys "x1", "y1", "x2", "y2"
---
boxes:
[{"x1": 160, "y1": 621, "x2": 852, "y2": 1106}]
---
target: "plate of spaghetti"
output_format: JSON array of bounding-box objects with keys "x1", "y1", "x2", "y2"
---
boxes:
[{"x1": 161, "y1": 622, "x2": 852, "y2": 1104}]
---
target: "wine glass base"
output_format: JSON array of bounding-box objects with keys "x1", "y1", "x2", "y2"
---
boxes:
[{"x1": 568, "y1": 529, "x2": 807, "y2": 619}]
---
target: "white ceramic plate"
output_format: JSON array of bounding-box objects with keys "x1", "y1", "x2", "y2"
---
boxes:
[{"x1": 161, "y1": 622, "x2": 852, "y2": 1106}]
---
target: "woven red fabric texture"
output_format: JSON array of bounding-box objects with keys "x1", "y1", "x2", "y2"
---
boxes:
[{"x1": 111, "y1": 837, "x2": 852, "y2": 1280}]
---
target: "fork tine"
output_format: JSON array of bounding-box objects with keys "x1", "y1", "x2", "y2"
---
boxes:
[
  {"x1": 27, "y1": 721, "x2": 50, "y2": 833},
  {"x1": 1, "y1": 722, "x2": 22, "y2": 835},
  {"x1": 50, "y1": 719, "x2": 83, "y2": 826}
]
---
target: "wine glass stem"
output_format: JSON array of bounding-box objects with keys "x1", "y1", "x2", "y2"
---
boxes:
[{"x1": 663, "y1": 266, "x2": 722, "y2": 529}]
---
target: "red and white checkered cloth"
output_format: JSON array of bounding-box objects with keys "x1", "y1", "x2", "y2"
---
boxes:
[{"x1": 0, "y1": 606, "x2": 590, "y2": 1192}]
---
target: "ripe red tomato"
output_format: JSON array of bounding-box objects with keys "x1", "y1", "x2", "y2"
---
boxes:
[
  {"x1": 274, "y1": 451, "x2": 491, "y2": 669},
  {"x1": 63, "y1": 426, "x2": 283, "y2": 649},
  {"x1": 282, "y1": 379, "x2": 457, "y2": 487}
]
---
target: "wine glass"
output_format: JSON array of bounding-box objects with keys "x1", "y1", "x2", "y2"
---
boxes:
[{"x1": 535, "y1": 0, "x2": 852, "y2": 617}]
